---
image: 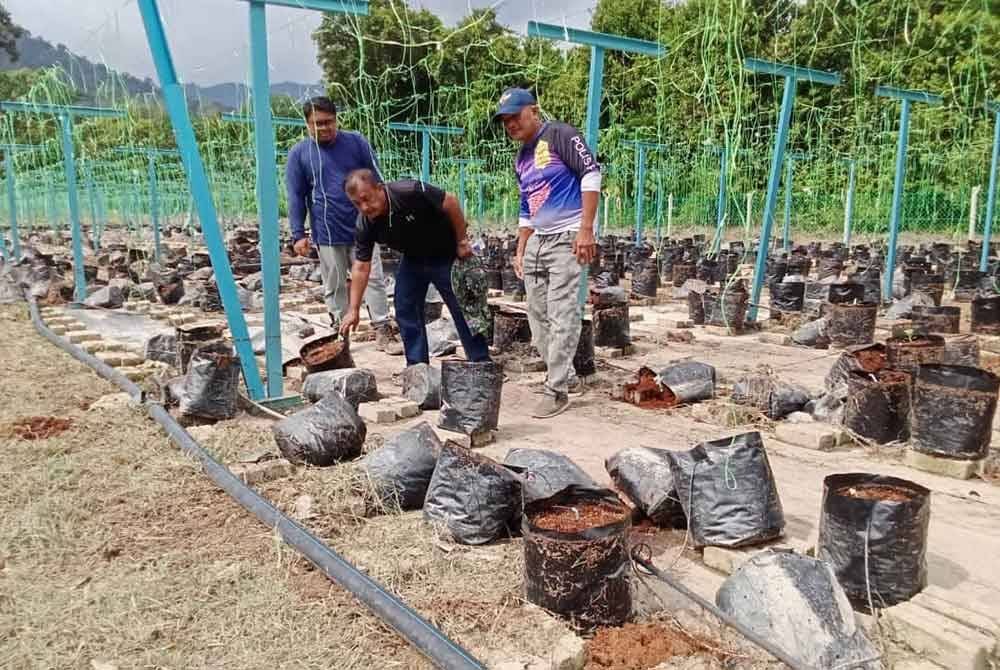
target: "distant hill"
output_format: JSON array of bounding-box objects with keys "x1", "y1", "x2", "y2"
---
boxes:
[{"x1": 0, "y1": 30, "x2": 323, "y2": 112}]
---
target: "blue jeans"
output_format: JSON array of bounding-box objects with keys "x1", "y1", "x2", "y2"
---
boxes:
[{"x1": 394, "y1": 256, "x2": 491, "y2": 366}]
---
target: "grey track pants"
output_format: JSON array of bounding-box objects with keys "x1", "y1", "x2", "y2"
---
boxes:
[
  {"x1": 522, "y1": 230, "x2": 583, "y2": 397},
  {"x1": 317, "y1": 243, "x2": 390, "y2": 327}
]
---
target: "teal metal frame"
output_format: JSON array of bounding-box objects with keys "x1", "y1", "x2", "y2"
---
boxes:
[
  {"x1": 743, "y1": 58, "x2": 840, "y2": 321},
  {"x1": 623, "y1": 140, "x2": 668, "y2": 244},
  {"x1": 876, "y1": 85, "x2": 943, "y2": 300},
  {"x1": 387, "y1": 123, "x2": 464, "y2": 182},
  {"x1": 137, "y1": 0, "x2": 265, "y2": 399},
  {"x1": 526, "y1": 21, "x2": 666, "y2": 308},
  {"x1": 113, "y1": 147, "x2": 181, "y2": 263},
  {"x1": 0, "y1": 143, "x2": 44, "y2": 259},
  {"x1": 0, "y1": 101, "x2": 126, "y2": 302},
  {"x1": 442, "y1": 158, "x2": 484, "y2": 213},
  {"x1": 842, "y1": 158, "x2": 857, "y2": 246},
  {"x1": 981, "y1": 101, "x2": 1000, "y2": 273}
]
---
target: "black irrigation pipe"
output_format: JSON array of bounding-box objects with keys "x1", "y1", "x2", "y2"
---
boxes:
[{"x1": 26, "y1": 298, "x2": 485, "y2": 670}]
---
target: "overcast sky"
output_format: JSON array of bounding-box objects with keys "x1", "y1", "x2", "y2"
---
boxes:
[{"x1": 6, "y1": 0, "x2": 596, "y2": 86}]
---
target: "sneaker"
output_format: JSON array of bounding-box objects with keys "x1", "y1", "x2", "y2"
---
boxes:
[
  {"x1": 531, "y1": 376, "x2": 585, "y2": 396},
  {"x1": 375, "y1": 322, "x2": 404, "y2": 356},
  {"x1": 532, "y1": 392, "x2": 571, "y2": 419}
]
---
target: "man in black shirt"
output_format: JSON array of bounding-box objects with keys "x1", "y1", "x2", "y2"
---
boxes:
[{"x1": 339, "y1": 169, "x2": 491, "y2": 365}]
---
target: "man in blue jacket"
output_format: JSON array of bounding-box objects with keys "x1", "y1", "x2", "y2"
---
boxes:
[{"x1": 285, "y1": 97, "x2": 402, "y2": 355}]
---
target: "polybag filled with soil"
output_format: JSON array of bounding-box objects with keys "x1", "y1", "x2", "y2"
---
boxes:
[
  {"x1": 716, "y1": 551, "x2": 881, "y2": 669},
  {"x1": 791, "y1": 317, "x2": 830, "y2": 348},
  {"x1": 438, "y1": 360, "x2": 503, "y2": 437},
  {"x1": 423, "y1": 442, "x2": 522, "y2": 545},
  {"x1": 730, "y1": 375, "x2": 810, "y2": 420},
  {"x1": 825, "y1": 343, "x2": 886, "y2": 393},
  {"x1": 179, "y1": 341, "x2": 240, "y2": 421},
  {"x1": 402, "y1": 363, "x2": 442, "y2": 409},
  {"x1": 503, "y1": 448, "x2": 599, "y2": 504},
  {"x1": 302, "y1": 368, "x2": 378, "y2": 408},
  {"x1": 605, "y1": 447, "x2": 686, "y2": 528},
  {"x1": 654, "y1": 361, "x2": 716, "y2": 404},
  {"x1": 357, "y1": 422, "x2": 441, "y2": 512},
  {"x1": 667, "y1": 431, "x2": 784, "y2": 548},
  {"x1": 272, "y1": 392, "x2": 367, "y2": 466}
]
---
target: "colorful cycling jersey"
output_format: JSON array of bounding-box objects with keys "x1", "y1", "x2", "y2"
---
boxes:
[{"x1": 515, "y1": 121, "x2": 601, "y2": 235}]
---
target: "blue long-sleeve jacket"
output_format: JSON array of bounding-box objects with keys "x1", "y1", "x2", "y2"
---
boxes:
[{"x1": 285, "y1": 131, "x2": 380, "y2": 246}]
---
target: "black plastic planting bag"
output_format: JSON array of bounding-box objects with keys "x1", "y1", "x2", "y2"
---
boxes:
[
  {"x1": 438, "y1": 360, "x2": 503, "y2": 437},
  {"x1": 791, "y1": 317, "x2": 830, "y2": 348},
  {"x1": 402, "y1": 363, "x2": 442, "y2": 410},
  {"x1": 731, "y1": 376, "x2": 810, "y2": 420},
  {"x1": 179, "y1": 341, "x2": 240, "y2": 421},
  {"x1": 667, "y1": 432, "x2": 784, "y2": 548},
  {"x1": 423, "y1": 442, "x2": 522, "y2": 545},
  {"x1": 825, "y1": 343, "x2": 886, "y2": 392},
  {"x1": 655, "y1": 361, "x2": 716, "y2": 403},
  {"x1": 358, "y1": 422, "x2": 441, "y2": 511},
  {"x1": 769, "y1": 281, "x2": 805, "y2": 312},
  {"x1": 716, "y1": 552, "x2": 881, "y2": 669},
  {"x1": 910, "y1": 364, "x2": 1000, "y2": 460},
  {"x1": 504, "y1": 448, "x2": 599, "y2": 504},
  {"x1": 605, "y1": 447, "x2": 686, "y2": 528},
  {"x1": 302, "y1": 368, "x2": 378, "y2": 408},
  {"x1": 272, "y1": 392, "x2": 367, "y2": 466},
  {"x1": 817, "y1": 473, "x2": 930, "y2": 611}
]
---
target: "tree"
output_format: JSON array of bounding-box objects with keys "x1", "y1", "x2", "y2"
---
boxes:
[{"x1": 0, "y1": 2, "x2": 23, "y2": 62}]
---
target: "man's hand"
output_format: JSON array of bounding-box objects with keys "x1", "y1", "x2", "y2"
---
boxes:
[
  {"x1": 293, "y1": 237, "x2": 311, "y2": 257},
  {"x1": 339, "y1": 308, "x2": 361, "y2": 336},
  {"x1": 456, "y1": 237, "x2": 473, "y2": 260},
  {"x1": 572, "y1": 228, "x2": 597, "y2": 265},
  {"x1": 513, "y1": 254, "x2": 524, "y2": 279}
]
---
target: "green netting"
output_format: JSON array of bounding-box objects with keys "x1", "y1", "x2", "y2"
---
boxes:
[{"x1": 0, "y1": 0, "x2": 996, "y2": 252}]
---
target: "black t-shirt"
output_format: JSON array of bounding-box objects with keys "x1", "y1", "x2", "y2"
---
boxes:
[{"x1": 354, "y1": 180, "x2": 457, "y2": 262}]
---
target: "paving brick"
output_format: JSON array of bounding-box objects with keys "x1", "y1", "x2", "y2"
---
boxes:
[
  {"x1": 81, "y1": 340, "x2": 108, "y2": 354},
  {"x1": 66, "y1": 330, "x2": 101, "y2": 344},
  {"x1": 904, "y1": 449, "x2": 983, "y2": 480},
  {"x1": 506, "y1": 358, "x2": 547, "y2": 373},
  {"x1": 758, "y1": 333, "x2": 793, "y2": 346},
  {"x1": 95, "y1": 351, "x2": 144, "y2": 368},
  {"x1": 229, "y1": 458, "x2": 295, "y2": 486},
  {"x1": 381, "y1": 398, "x2": 421, "y2": 419},
  {"x1": 596, "y1": 344, "x2": 635, "y2": 359},
  {"x1": 119, "y1": 366, "x2": 157, "y2": 382},
  {"x1": 774, "y1": 422, "x2": 839, "y2": 451},
  {"x1": 883, "y1": 601, "x2": 994, "y2": 670},
  {"x1": 432, "y1": 427, "x2": 472, "y2": 449},
  {"x1": 702, "y1": 540, "x2": 813, "y2": 575},
  {"x1": 358, "y1": 402, "x2": 398, "y2": 424},
  {"x1": 48, "y1": 324, "x2": 68, "y2": 335}
]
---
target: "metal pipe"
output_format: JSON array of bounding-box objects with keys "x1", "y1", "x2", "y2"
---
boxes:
[{"x1": 24, "y1": 297, "x2": 484, "y2": 670}]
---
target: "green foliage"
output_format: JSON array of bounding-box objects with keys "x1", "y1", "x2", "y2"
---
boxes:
[{"x1": 0, "y1": 2, "x2": 22, "y2": 62}]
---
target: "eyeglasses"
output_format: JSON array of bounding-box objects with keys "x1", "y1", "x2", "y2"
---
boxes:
[{"x1": 311, "y1": 119, "x2": 336, "y2": 129}]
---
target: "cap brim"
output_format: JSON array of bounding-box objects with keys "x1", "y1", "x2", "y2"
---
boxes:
[{"x1": 492, "y1": 103, "x2": 529, "y2": 122}]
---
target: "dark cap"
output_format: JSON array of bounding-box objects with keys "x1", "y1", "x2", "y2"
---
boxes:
[{"x1": 492, "y1": 87, "x2": 536, "y2": 122}]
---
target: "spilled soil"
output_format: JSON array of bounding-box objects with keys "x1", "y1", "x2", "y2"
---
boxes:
[
  {"x1": 5, "y1": 416, "x2": 73, "y2": 440},
  {"x1": 584, "y1": 622, "x2": 726, "y2": 670},
  {"x1": 531, "y1": 501, "x2": 628, "y2": 533}
]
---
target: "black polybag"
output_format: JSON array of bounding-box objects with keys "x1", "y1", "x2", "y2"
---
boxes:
[
  {"x1": 402, "y1": 363, "x2": 442, "y2": 409},
  {"x1": 357, "y1": 422, "x2": 441, "y2": 511},
  {"x1": 716, "y1": 551, "x2": 881, "y2": 669},
  {"x1": 272, "y1": 392, "x2": 367, "y2": 466},
  {"x1": 605, "y1": 447, "x2": 686, "y2": 528},
  {"x1": 791, "y1": 317, "x2": 830, "y2": 348},
  {"x1": 302, "y1": 368, "x2": 378, "y2": 408},
  {"x1": 910, "y1": 365, "x2": 1000, "y2": 459},
  {"x1": 817, "y1": 473, "x2": 930, "y2": 611},
  {"x1": 731, "y1": 376, "x2": 810, "y2": 419},
  {"x1": 504, "y1": 448, "x2": 598, "y2": 504},
  {"x1": 423, "y1": 442, "x2": 522, "y2": 545},
  {"x1": 179, "y1": 341, "x2": 240, "y2": 421},
  {"x1": 438, "y1": 360, "x2": 503, "y2": 437},
  {"x1": 769, "y1": 281, "x2": 805, "y2": 312},
  {"x1": 654, "y1": 361, "x2": 716, "y2": 403},
  {"x1": 666, "y1": 432, "x2": 784, "y2": 548}
]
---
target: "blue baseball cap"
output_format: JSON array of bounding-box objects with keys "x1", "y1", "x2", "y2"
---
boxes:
[{"x1": 493, "y1": 88, "x2": 536, "y2": 121}]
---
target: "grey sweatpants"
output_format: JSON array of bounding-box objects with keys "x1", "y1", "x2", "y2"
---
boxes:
[
  {"x1": 522, "y1": 230, "x2": 583, "y2": 397},
  {"x1": 318, "y1": 243, "x2": 390, "y2": 327}
]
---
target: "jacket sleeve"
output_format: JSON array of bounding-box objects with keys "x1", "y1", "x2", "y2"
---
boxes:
[
  {"x1": 550, "y1": 123, "x2": 602, "y2": 192},
  {"x1": 285, "y1": 148, "x2": 309, "y2": 241}
]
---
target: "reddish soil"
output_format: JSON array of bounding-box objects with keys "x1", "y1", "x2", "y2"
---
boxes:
[
  {"x1": 584, "y1": 622, "x2": 714, "y2": 670},
  {"x1": 6, "y1": 416, "x2": 73, "y2": 440},
  {"x1": 878, "y1": 370, "x2": 910, "y2": 384},
  {"x1": 840, "y1": 483, "x2": 914, "y2": 503},
  {"x1": 854, "y1": 348, "x2": 886, "y2": 373},
  {"x1": 301, "y1": 337, "x2": 346, "y2": 367},
  {"x1": 623, "y1": 368, "x2": 677, "y2": 409},
  {"x1": 531, "y1": 501, "x2": 627, "y2": 533}
]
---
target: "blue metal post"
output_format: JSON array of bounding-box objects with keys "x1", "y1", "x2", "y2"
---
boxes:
[
  {"x1": 57, "y1": 114, "x2": 86, "y2": 301},
  {"x1": 420, "y1": 130, "x2": 431, "y2": 183},
  {"x1": 387, "y1": 123, "x2": 463, "y2": 183},
  {"x1": 633, "y1": 145, "x2": 647, "y2": 243},
  {"x1": 744, "y1": 58, "x2": 841, "y2": 321},
  {"x1": 782, "y1": 157, "x2": 795, "y2": 251},
  {"x1": 86, "y1": 164, "x2": 99, "y2": 250},
  {"x1": 137, "y1": 0, "x2": 265, "y2": 399},
  {"x1": 654, "y1": 170, "x2": 665, "y2": 243},
  {"x1": 4, "y1": 150, "x2": 19, "y2": 258},
  {"x1": 477, "y1": 177, "x2": 485, "y2": 222},
  {"x1": 980, "y1": 103, "x2": 1000, "y2": 272},
  {"x1": 876, "y1": 86, "x2": 943, "y2": 300},
  {"x1": 148, "y1": 153, "x2": 162, "y2": 262},
  {"x1": 843, "y1": 159, "x2": 857, "y2": 246}
]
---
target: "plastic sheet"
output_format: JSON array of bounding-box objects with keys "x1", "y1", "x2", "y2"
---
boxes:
[
  {"x1": 883, "y1": 292, "x2": 935, "y2": 320},
  {"x1": 667, "y1": 432, "x2": 785, "y2": 548},
  {"x1": 605, "y1": 447, "x2": 686, "y2": 528},
  {"x1": 179, "y1": 341, "x2": 240, "y2": 421},
  {"x1": 358, "y1": 422, "x2": 441, "y2": 511},
  {"x1": 817, "y1": 473, "x2": 930, "y2": 611},
  {"x1": 791, "y1": 317, "x2": 830, "y2": 348},
  {"x1": 302, "y1": 368, "x2": 379, "y2": 409},
  {"x1": 731, "y1": 376, "x2": 810, "y2": 420},
  {"x1": 402, "y1": 363, "x2": 442, "y2": 409},
  {"x1": 423, "y1": 443, "x2": 522, "y2": 545},
  {"x1": 438, "y1": 360, "x2": 503, "y2": 437},
  {"x1": 503, "y1": 448, "x2": 598, "y2": 504},
  {"x1": 426, "y1": 317, "x2": 459, "y2": 357},
  {"x1": 716, "y1": 551, "x2": 881, "y2": 669},
  {"x1": 272, "y1": 392, "x2": 367, "y2": 466}
]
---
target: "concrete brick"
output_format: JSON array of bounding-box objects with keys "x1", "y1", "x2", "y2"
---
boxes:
[
  {"x1": 229, "y1": 458, "x2": 295, "y2": 486},
  {"x1": 978, "y1": 336, "x2": 1000, "y2": 354},
  {"x1": 883, "y1": 601, "x2": 994, "y2": 670},
  {"x1": 702, "y1": 540, "x2": 813, "y2": 575},
  {"x1": 119, "y1": 366, "x2": 157, "y2": 382},
  {"x1": 358, "y1": 402, "x2": 398, "y2": 424},
  {"x1": 432, "y1": 427, "x2": 472, "y2": 449},
  {"x1": 302, "y1": 303, "x2": 327, "y2": 315},
  {"x1": 66, "y1": 330, "x2": 101, "y2": 344},
  {"x1": 596, "y1": 344, "x2": 635, "y2": 359},
  {"x1": 487, "y1": 289, "x2": 505, "y2": 298},
  {"x1": 48, "y1": 324, "x2": 68, "y2": 335},
  {"x1": 758, "y1": 333, "x2": 793, "y2": 346},
  {"x1": 904, "y1": 449, "x2": 983, "y2": 480},
  {"x1": 774, "y1": 422, "x2": 839, "y2": 451},
  {"x1": 549, "y1": 633, "x2": 586, "y2": 670},
  {"x1": 45, "y1": 316, "x2": 75, "y2": 326},
  {"x1": 95, "y1": 351, "x2": 144, "y2": 368},
  {"x1": 506, "y1": 358, "x2": 547, "y2": 373},
  {"x1": 81, "y1": 340, "x2": 109, "y2": 354},
  {"x1": 382, "y1": 398, "x2": 421, "y2": 419}
]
